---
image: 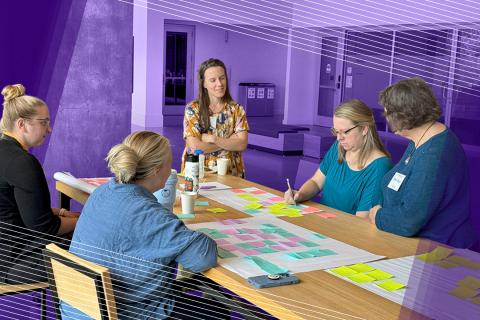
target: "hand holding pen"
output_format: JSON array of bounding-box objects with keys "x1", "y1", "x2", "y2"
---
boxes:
[{"x1": 285, "y1": 178, "x2": 298, "y2": 205}]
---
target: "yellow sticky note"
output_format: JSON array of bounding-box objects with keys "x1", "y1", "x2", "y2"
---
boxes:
[
  {"x1": 445, "y1": 255, "x2": 471, "y2": 266},
  {"x1": 471, "y1": 297, "x2": 480, "y2": 305},
  {"x1": 449, "y1": 286, "x2": 479, "y2": 299},
  {"x1": 348, "y1": 263, "x2": 375, "y2": 273},
  {"x1": 284, "y1": 212, "x2": 303, "y2": 218},
  {"x1": 207, "y1": 208, "x2": 227, "y2": 213},
  {"x1": 376, "y1": 280, "x2": 406, "y2": 291},
  {"x1": 347, "y1": 273, "x2": 376, "y2": 284},
  {"x1": 433, "y1": 260, "x2": 459, "y2": 269},
  {"x1": 366, "y1": 269, "x2": 393, "y2": 281},
  {"x1": 330, "y1": 266, "x2": 358, "y2": 277},
  {"x1": 458, "y1": 276, "x2": 480, "y2": 290},
  {"x1": 244, "y1": 203, "x2": 263, "y2": 210}
]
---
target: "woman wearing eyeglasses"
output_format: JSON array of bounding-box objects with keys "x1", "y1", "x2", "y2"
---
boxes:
[
  {"x1": 285, "y1": 99, "x2": 392, "y2": 217},
  {"x1": 368, "y1": 78, "x2": 477, "y2": 248},
  {"x1": 0, "y1": 84, "x2": 77, "y2": 284}
]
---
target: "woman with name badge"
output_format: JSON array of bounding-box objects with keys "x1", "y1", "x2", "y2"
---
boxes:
[
  {"x1": 182, "y1": 58, "x2": 249, "y2": 177},
  {"x1": 369, "y1": 77, "x2": 477, "y2": 248}
]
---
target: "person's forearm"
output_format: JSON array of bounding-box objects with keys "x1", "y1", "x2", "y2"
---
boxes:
[
  {"x1": 297, "y1": 179, "x2": 321, "y2": 202},
  {"x1": 57, "y1": 217, "x2": 77, "y2": 235},
  {"x1": 214, "y1": 136, "x2": 247, "y2": 151},
  {"x1": 186, "y1": 138, "x2": 221, "y2": 153}
]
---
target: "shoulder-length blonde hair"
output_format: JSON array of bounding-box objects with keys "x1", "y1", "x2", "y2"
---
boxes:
[
  {"x1": 106, "y1": 131, "x2": 171, "y2": 184},
  {"x1": 335, "y1": 99, "x2": 390, "y2": 169}
]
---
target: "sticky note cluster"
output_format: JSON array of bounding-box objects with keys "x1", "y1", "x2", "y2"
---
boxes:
[
  {"x1": 329, "y1": 263, "x2": 404, "y2": 291},
  {"x1": 448, "y1": 275, "x2": 480, "y2": 304},
  {"x1": 416, "y1": 246, "x2": 480, "y2": 270}
]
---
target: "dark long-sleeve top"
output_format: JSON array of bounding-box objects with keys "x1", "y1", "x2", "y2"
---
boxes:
[
  {"x1": 0, "y1": 135, "x2": 60, "y2": 280},
  {"x1": 61, "y1": 179, "x2": 217, "y2": 319},
  {"x1": 376, "y1": 129, "x2": 477, "y2": 248}
]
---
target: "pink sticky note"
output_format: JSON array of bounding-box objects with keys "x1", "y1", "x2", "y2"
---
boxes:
[
  {"x1": 251, "y1": 189, "x2": 267, "y2": 195},
  {"x1": 318, "y1": 212, "x2": 337, "y2": 219},
  {"x1": 223, "y1": 229, "x2": 239, "y2": 235},
  {"x1": 215, "y1": 239, "x2": 230, "y2": 245},
  {"x1": 268, "y1": 196, "x2": 284, "y2": 202},
  {"x1": 238, "y1": 249, "x2": 260, "y2": 256},
  {"x1": 242, "y1": 228, "x2": 262, "y2": 234},
  {"x1": 257, "y1": 234, "x2": 277, "y2": 240},
  {"x1": 259, "y1": 201, "x2": 272, "y2": 206},
  {"x1": 220, "y1": 244, "x2": 237, "y2": 251},
  {"x1": 235, "y1": 234, "x2": 256, "y2": 241},
  {"x1": 231, "y1": 189, "x2": 246, "y2": 193},
  {"x1": 280, "y1": 241, "x2": 300, "y2": 247},
  {"x1": 303, "y1": 207, "x2": 322, "y2": 214},
  {"x1": 286, "y1": 236, "x2": 305, "y2": 242},
  {"x1": 270, "y1": 245, "x2": 288, "y2": 251},
  {"x1": 219, "y1": 219, "x2": 238, "y2": 225},
  {"x1": 249, "y1": 241, "x2": 266, "y2": 248}
]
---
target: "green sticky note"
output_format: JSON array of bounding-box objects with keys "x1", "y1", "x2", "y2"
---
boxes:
[
  {"x1": 261, "y1": 228, "x2": 277, "y2": 234},
  {"x1": 286, "y1": 252, "x2": 311, "y2": 259},
  {"x1": 288, "y1": 204, "x2": 305, "y2": 210},
  {"x1": 177, "y1": 213, "x2": 195, "y2": 219},
  {"x1": 195, "y1": 201, "x2": 209, "y2": 206},
  {"x1": 245, "y1": 256, "x2": 288, "y2": 274},
  {"x1": 366, "y1": 269, "x2": 393, "y2": 281},
  {"x1": 237, "y1": 243, "x2": 255, "y2": 249},
  {"x1": 330, "y1": 266, "x2": 358, "y2": 277},
  {"x1": 261, "y1": 224, "x2": 277, "y2": 228},
  {"x1": 208, "y1": 231, "x2": 229, "y2": 239},
  {"x1": 348, "y1": 273, "x2": 376, "y2": 284},
  {"x1": 217, "y1": 247, "x2": 237, "y2": 259},
  {"x1": 298, "y1": 241, "x2": 319, "y2": 247},
  {"x1": 348, "y1": 263, "x2": 375, "y2": 273},
  {"x1": 244, "y1": 203, "x2": 263, "y2": 209},
  {"x1": 197, "y1": 228, "x2": 215, "y2": 234},
  {"x1": 255, "y1": 247, "x2": 277, "y2": 254},
  {"x1": 263, "y1": 240, "x2": 277, "y2": 245},
  {"x1": 376, "y1": 280, "x2": 406, "y2": 291},
  {"x1": 305, "y1": 248, "x2": 336, "y2": 257},
  {"x1": 244, "y1": 209, "x2": 261, "y2": 214},
  {"x1": 312, "y1": 233, "x2": 327, "y2": 240}
]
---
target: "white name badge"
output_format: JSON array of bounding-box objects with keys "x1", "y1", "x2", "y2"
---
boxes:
[{"x1": 387, "y1": 172, "x2": 406, "y2": 191}]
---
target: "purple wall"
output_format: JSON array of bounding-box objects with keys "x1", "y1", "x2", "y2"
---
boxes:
[{"x1": 41, "y1": 0, "x2": 133, "y2": 207}]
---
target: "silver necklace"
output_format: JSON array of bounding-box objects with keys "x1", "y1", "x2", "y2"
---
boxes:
[{"x1": 404, "y1": 122, "x2": 435, "y2": 165}]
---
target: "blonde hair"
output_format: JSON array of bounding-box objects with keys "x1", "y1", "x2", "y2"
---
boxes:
[
  {"x1": 1, "y1": 84, "x2": 47, "y2": 133},
  {"x1": 335, "y1": 99, "x2": 390, "y2": 169},
  {"x1": 106, "y1": 131, "x2": 171, "y2": 184}
]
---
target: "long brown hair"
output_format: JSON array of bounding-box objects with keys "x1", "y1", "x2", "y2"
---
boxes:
[
  {"x1": 196, "y1": 58, "x2": 233, "y2": 131},
  {"x1": 335, "y1": 99, "x2": 390, "y2": 169}
]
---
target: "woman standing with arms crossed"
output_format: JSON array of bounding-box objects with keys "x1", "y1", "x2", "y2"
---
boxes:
[
  {"x1": 0, "y1": 84, "x2": 77, "y2": 284},
  {"x1": 182, "y1": 58, "x2": 249, "y2": 177}
]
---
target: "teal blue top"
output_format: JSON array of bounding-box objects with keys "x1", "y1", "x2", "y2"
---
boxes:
[{"x1": 319, "y1": 141, "x2": 393, "y2": 214}]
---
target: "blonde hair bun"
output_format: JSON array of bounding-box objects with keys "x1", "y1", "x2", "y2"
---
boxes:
[
  {"x1": 106, "y1": 144, "x2": 140, "y2": 184},
  {"x1": 2, "y1": 84, "x2": 26, "y2": 102}
]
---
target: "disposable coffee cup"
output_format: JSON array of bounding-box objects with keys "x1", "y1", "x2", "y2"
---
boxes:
[
  {"x1": 181, "y1": 191, "x2": 196, "y2": 214},
  {"x1": 217, "y1": 158, "x2": 230, "y2": 176}
]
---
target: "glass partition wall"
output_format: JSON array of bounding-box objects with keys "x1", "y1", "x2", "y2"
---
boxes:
[{"x1": 316, "y1": 25, "x2": 480, "y2": 147}]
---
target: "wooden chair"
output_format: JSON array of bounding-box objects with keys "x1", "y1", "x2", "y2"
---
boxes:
[
  {"x1": 43, "y1": 243, "x2": 117, "y2": 320},
  {"x1": 0, "y1": 282, "x2": 48, "y2": 319}
]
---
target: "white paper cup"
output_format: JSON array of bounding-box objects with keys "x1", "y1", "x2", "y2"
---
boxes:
[
  {"x1": 181, "y1": 191, "x2": 196, "y2": 214},
  {"x1": 217, "y1": 158, "x2": 230, "y2": 176}
]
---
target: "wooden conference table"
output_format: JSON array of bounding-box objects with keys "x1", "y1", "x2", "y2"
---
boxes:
[{"x1": 56, "y1": 174, "x2": 433, "y2": 320}]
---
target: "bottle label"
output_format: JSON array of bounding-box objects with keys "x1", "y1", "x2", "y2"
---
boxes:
[{"x1": 184, "y1": 162, "x2": 199, "y2": 192}]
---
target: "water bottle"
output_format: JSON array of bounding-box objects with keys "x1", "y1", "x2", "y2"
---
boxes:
[
  {"x1": 184, "y1": 153, "x2": 199, "y2": 193},
  {"x1": 153, "y1": 169, "x2": 178, "y2": 212},
  {"x1": 195, "y1": 149, "x2": 205, "y2": 179}
]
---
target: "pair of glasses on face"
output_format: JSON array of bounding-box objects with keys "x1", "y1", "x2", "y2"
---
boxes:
[
  {"x1": 24, "y1": 117, "x2": 50, "y2": 127},
  {"x1": 330, "y1": 125, "x2": 359, "y2": 137}
]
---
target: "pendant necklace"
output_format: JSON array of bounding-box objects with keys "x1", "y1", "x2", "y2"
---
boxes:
[{"x1": 404, "y1": 122, "x2": 435, "y2": 165}]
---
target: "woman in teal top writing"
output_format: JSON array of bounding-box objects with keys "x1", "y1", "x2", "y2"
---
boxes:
[{"x1": 285, "y1": 99, "x2": 392, "y2": 217}]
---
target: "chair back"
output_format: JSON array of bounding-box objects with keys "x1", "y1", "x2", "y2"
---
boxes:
[{"x1": 43, "y1": 243, "x2": 117, "y2": 320}]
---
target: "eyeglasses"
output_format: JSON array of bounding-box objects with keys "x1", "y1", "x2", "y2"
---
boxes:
[
  {"x1": 24, "y1": 117, "x2": 50, "y2": 127},
  {"x1": 330, "y1": 125, "x2": 359, "y2": 137}
]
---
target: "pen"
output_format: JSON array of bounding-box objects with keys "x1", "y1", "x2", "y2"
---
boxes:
[{"x1": 286, "y1": 178, "x2": 296, "y2": 205}]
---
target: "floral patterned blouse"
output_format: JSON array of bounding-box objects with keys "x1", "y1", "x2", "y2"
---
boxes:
[{"x1": 182, "y1": 100, "x2": 249, "y2": 177}]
